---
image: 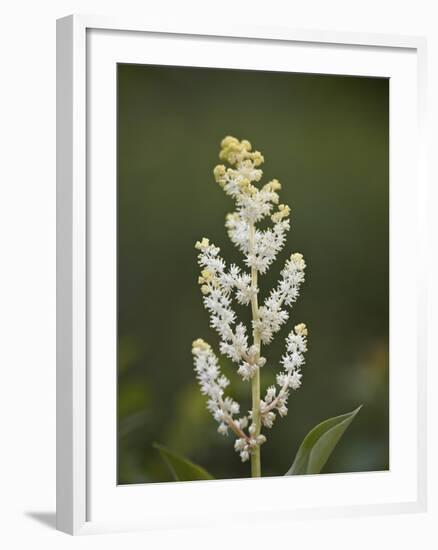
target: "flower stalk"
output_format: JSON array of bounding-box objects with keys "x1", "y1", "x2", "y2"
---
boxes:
[
  {"x1": 192, "y1": 136, "x2": 308, "y2": 477},
  {"x1": 249, "y1": 221, "x2": 262, "y2": 477}
]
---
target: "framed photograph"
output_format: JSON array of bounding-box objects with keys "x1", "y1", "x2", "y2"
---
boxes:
[{"x1": 56, "y1": 15, "x2": 427, "y2": 535}]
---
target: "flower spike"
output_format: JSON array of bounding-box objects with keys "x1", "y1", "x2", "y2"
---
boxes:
[{"x1": 193, "y1": 137, "x2": 308, "y2": 469}]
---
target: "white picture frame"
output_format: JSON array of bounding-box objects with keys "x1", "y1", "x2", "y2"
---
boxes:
[{"x1": 56, "y1": 14, "x2": 428, "y2": 535}]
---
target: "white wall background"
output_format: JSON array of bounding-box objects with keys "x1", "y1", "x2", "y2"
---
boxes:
[{"x1": 0, "y1": 1, "x2": 436, "y2": 548}]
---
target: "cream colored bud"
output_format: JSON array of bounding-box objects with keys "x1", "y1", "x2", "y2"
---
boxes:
[
  {"x1": 226, "y1": 212, "x2": 239, "y2": 222},
  {"x1": 192, "y1": 338, "x2": 211, "y2": 352},
  {"x1": 221, "y1": 136, "x2": 239, "y2": 148},
  {"x1": 251, "y1": 151, "x2": 264, "y2": 166},
  {"x1": 271, "y1": 204, "x2": 290, "y2": 223},
  {"x1": 290, "y1": 252, "x2": 306, "y2": 269},
  {"x1": 201, "y1": 269, "x2": 213, "y2": 282},
  {"x1": 213, "y1": 164, "x2": 226, "y2": 182},
  {"x1": 263, "y1": 179, "x2": 281, "y2": 193},
  {"x1": 238, "y1": 178, "x2": 250, "y2": 190},
  {"x1": 195, "y1": 237, "x2": 210, "y2": 250},
  {"x1": 294, "y1": 323, "x2": 308, "y2": 336},
  {"x1": 241, "y1": 139, "x2": 252, "y2": 151},
  {"x1": 271, "y1": 179, "x2": 281, "y2": 191},
  {"x1": 290, "y1": 252, "x2": 306, "y2": 270}
]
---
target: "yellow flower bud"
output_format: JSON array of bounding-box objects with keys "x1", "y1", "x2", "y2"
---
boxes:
[
  {"x1": 192, "y1": 338, "x2": 211, "y2": 352},
  {"x1": 241, "y1": 139, "x2": 252, "y2": 151},
  {"x1": 294, "y1": 323, "x2": 308, "y2": 336},
  {"x1": 251, "y1": 151, "x2": 264, "y2": 166},
  {"x1": 290, "y1": 252, "x2": 306, "y2": 270},
  {"x1": 263, "y1": 179, "x2": 282, "y2": 193},
  {"x1": 219, "y1": 149, "x2": 229, "y2": 162},
  {"x1": 195, "y1": 237, "x2": 210, "y2": 250},
  {"x1": 201, "y1": 269, "x2": 213, "y2": 282},
  {"x1": 213, "y1": 164, "x2": 226, "y2": 182},
  {"x1": 271, "y1": 204, "x2": 290, "y2": 223},
  {"x1": 238, "y1": 178, "x2": 250, "y2": 190},
  {"x1": 226, "y1": 212, "x2": 238, "y2": 222},
  {"x1": 221, "y1": 136, "x2": 239, "y2": 148}
]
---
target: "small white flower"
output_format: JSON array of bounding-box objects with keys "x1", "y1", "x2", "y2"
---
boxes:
[
  {"x1": 240, "y1": 450, "x2": 250, "y2": 462},
  {"x1": 256, "y1": 434, "x2": 267, "y2": 445},
  {"x1": 213, "y1": 409, "x2": 225, "y2": 422},
  {"x1": 290, "y1": 371, "x2": 302, "y2": 390},
  {"x1": 278, "y1": 405, "x2": 288, "y2": 417},
  {"x1": 239, "y1": 416, "x2": 249, "y2": 429},
  {"x1": 237, "y1": 362, "x2": 252, "y2": 380},
  {"x1": 262, "y1": 411, "x2": 276, "y2": 429},
  {"x1": 276, "y1": 373, "x2": 288, "y2": 386},
  {"x1": 218, "y1": 423, "x2": 228, "y2": 435},
  {"x1": 265, "y1": 386, "x2": 276, "y2": 403}
]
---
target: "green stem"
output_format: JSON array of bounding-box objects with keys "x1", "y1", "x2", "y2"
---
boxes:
[
  {"x1": 249, "y1": 222, "x2": 262, "y2": 478},
  {"x1": 251, "y1": 366, "x2": 261, "y2": 477}
]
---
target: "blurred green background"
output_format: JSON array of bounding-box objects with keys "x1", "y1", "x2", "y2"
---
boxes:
[{"x1": 117, "y1": 64, "x2": 389, "y2": 484}]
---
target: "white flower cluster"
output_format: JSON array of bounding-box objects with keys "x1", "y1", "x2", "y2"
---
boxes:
[
  {"x1": 226, "y1": 215, "x2": 290, "y2": 275},
  {"x1": 215, "y1": 139, "x2": 291, "y2": 277},
  {"x1": 260, "y1": 323, "x2": 308, "y2": 429},
  {"x1": 254, "y1": 253, "x2": 307, "y2": 345},
  {"x1": 192, "y1": 136, "x2": 308, "y2": 464},
  {"x1": 195, "y1": 237, "x2": 266, "y2": 379},
  {"x1": 234, "y1": 432, "x2": 267, "y2": 463},
  {"x1": 196, "y1": 237, "x2": 255, "y2": 306},
  {"x1": 192, "y1": 338, "x2": 262, "y2": 461}
]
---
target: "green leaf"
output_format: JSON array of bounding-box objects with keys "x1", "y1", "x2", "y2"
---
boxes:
[
  {"x1": 153, "y1": 443, "x2": 214, "y2": 481},
  {"x1": 285, "y1": 405, "x2": 362, "y2": 475}
]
